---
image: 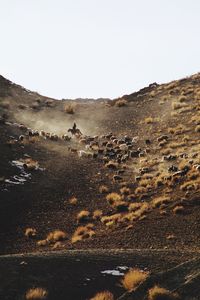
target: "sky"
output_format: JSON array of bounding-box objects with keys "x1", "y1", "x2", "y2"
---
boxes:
[{"x1": 0, "y1": 0, "x2": 200, "y2": 99}]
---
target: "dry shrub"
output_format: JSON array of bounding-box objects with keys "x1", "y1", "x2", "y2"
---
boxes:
[
  {"x1": 173, "y1": 205, "x2": 185, "y2": 214},
  {"x1": 128, "y1": 203, "x2": 143, "y2": 212},
  {"x1": 115, "y1": 99, "x2": 127, "y2": 107},
  {"x1": 93, "y1": 209, "x2": 103, "y2": 220},
  {"x1": 195, "y1": 125, "x2": 200, "y2": 132},
  {"x1": 25, "y1": 228, "x2": 36, "y2": 238},
  {"x1": 169, "y1": 142, "x2": 186, "y2": 149},
  {"x1": 172, "y1": 101, "x2": 188, "y2": 110},
  {"x1": 113, "y1": 200, "x2": 128, "y2": 212},
  {"x1": 77, "y1": 210, "x2": 90, "y2": 222},
  {"x1": 71, "y1": 224, "x2": 95, "y2": 243},
  {"x1": 152, "y1": 196, "x2": 171, "y2": 208},
  {"x1": 148, "y1": 285, "x2": 178, "y2": 300},
  {"x1": 190, "y1": 115, "x2": 200, "y2": 125},
  {"x1": 168, "y1": 125, "x2": 187, "y2": 135},
  {"x1": 106, "y1": 193, "x2": 122, "y2": 205},
  {"x1": 144, "y1": 117, "x2": 154, "y2": 124},
  {"x1": 0, "y1": 101, "x2": 10, "y2": 109},
  {"x1": 18, "y1": 104, "x2": 27, "y2": 109},
  {"x1": 120, "y1": 186, "x2": 131, "y2": 195},
  {"x1": 25, "y1": 287, "x2": 48, "y2": 300},
  {"x1": 46, "y1": 230, "x2": 67, "y2": 243},
  {"x1": 68, "y1": 197, "x2": 78, "y2": 205},
  {"x1": 64, "y1": 103, "x2": 75, "y2": 114},
  {"x1": 121, "y1": 268, "x2": 149, "y2": 291},
  {"x1": 178, "y1": 95, "x2": 188, "y2": 102},
  {"x1": 99, "y1": 185, "x2": 109, "y2": 193},
  {"x1": 139, "y1": 179, "x2": 151, "y2": 187},
  {"x1": 101, "y1": 213, "x2": 121, "y2": 226},
  {"x1": 180, "y1": 181, "x2": 199, "y2": 191},
  {"x1": 37, "y1": 240, "x2": 48, "y2": 247},
  {"x1": 161, "y1": 148, "x2": 171, "y2": 155},
  {"x1": 90, "y1": 290, "x2": 114, "y2": 300},
  {"x1": 135, "y1": 186, "x2": 147, "y2": 195}
]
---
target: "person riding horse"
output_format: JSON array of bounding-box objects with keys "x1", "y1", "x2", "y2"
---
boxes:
[{"x1": 68, "y1": 123, "x2": 82, "y2": 136}]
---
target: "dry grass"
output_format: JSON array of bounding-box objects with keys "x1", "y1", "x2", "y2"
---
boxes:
[
  {"x1": 37, "y1": 240, "x2": 48, "y2": 247},
  {"x1": 135, "y1": 186, "x2": 147, "y2": 195},
  {"x1": 99, "y1": 185, "x2": 109, "y2": 193},
  {"x1": 25, "y1": 287, "x2": 48, "y2": 300},
  {"x1": 71, "y1": 224, "x2": 95, "y2": 243},
  {"x1": 25, "y1": 228, "x2": 37, "y2": 238},
  {"x1": 77, "y1": 210, "x2": 90, "y2": 222},
  {"x1": 90, "y1": 290, "x2": 114, "y2": 300},
  {"x1": 46, "y1": 230, "x2": 67, "y2": 243},
  {"x1": 106, "y1": 193, "x2": 122, "y2": 205},
  {"x1": 93, "y1": 209, "x2": 103, "y2": 220},
  {"x1": 64, "y1": 103, "x2": 75, "y2": 114},
  {"x1": 180, "y1": 181, "x2": 199, "y2": 191},
  {"x1": 148, "y1": 285, "x2": 178, "y2": 300},
  {"x1": 190, "y1": 115, "x2": 200, "y2": 125},
  {"x1": 195, "y1": 125, "x2": 200, "y2": 132},
  {"x1": 120, "y1": 186, "x2": 131, "y2": 195},
  {"x1": 173, "y1": 205, "x2": 185, "y2": 214},
  {"x1": 115, "y1": 99, "x2": 127, "y2": 107},
  {"x1": 168, "y1": 125, "x2": 187, "y2": 135},
  {"x1": 101, "y1": 213, "x2": 121, "y2": 226},
  {"x1": 144, "y1": 117, "x2": 154, "y2": 124},
  {"x1": 121, "y1": 268, "x2": 149, "y2": 291},
  {"x1": 68, "y1": 197, "x2": 78, "y2": 205},
  {"x1": 172, "y1": 101, "x2": 188, "y2": 110},
  {"x1": 152, "y1": 196, "x2": 171, "y2": 208}
]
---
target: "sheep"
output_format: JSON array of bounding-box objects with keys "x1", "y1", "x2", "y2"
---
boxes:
[
  {"x1": 62, "y1": 134, "x2": 71, "y2": 141},
  {"x1": 105, "y1": 132, "x2": 113, "y2": 139},
  {"x1": 119, "y1": 143, "x2": 128, "y2": 151},
  {"x1": 19, "y1": 135, "x2": 25, "y2": 141},
  {"x1": 50, "y1": 134, "x2": 59, "y2": 141},
  {"x1": 78, "y1": 150, "x2": 93, "y2": 158},
  {"x1": 40, "y1": 130, "x2": 46, "y2": 137},
  {"x1": 132, "y1": 136, "x2": 139, "y2": 143}
]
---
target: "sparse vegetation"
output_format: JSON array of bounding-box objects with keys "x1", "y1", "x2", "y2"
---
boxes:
[
  {"x1": 90, "y1": 291, "x2": 114, "y2": 300},
  {"x1": 71, "y1": 224, "x2": 95, "y2": 243},
  {"x1": 25, "y1": 287, "x2": 48, "y2": 300},
  {"x1": 106, "y1": 193, "x2": 122, "y2": 205},
  {"x1": 148, "y1": 285, "x2": 178, "y2": 300},
  {"x1": 99, "y1": 185, "x2": 109, "y2": 193},
  {"x1": 64, "y1": 103, "x2": 75, "y2": 114},
  {"x1": 46, "y1": 230, "x2": 67, "y2": 243},
  {"x1": 77, "y1": 210, "x2": 90, "y2": 222},
  {"x1": 115, "y1": 98, "x2": 127, "y2": 107},
  {"x1": 25, "y1": 228, "x2": 36, "y2": 238},
  {"x1": 121, "y1": 268, "x2": 149, "y2": 291}
]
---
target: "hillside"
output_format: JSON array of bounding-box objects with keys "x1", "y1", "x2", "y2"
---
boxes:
[{"x1": 0, "y1": 74, "x2": 200, "y2": 299}]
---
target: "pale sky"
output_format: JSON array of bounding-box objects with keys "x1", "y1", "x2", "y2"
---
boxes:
[{"x1": 1, "y1": 0, "x2": 200, "y2": 99}]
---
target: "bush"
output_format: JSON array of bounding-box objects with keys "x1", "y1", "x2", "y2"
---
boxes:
[
  {"x1": 46, "y1": 230, "x2": 67, "y2": 243},
  {"x1": 25, "y1": 287, "x2": 48, "y2": 300},
  {"x1": 115, "y1": 99, "x2": 127, "y2": 107},
  {"x1": 77, "y1": 210, "x2": 90, "y2": 222},
  {"x1": 90, "y1": 291, "x2": 114, "y2": 300},
  {"x1": 148, "y1": 285, "x2": 178, "y2": 300},
  {"x1": 121, "y1": 268, "x2": 149, "y2": 291},
  {"x1": 25, "y1": 228, "x2": 36, "y2": 238},
  {"x1": 64, "y1": 103, "x2": 75, "y2": 114}
]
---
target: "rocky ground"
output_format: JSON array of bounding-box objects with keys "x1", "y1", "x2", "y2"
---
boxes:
[{"x1": 0, "y1": 74, "x2": 200, "y2": 299}]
